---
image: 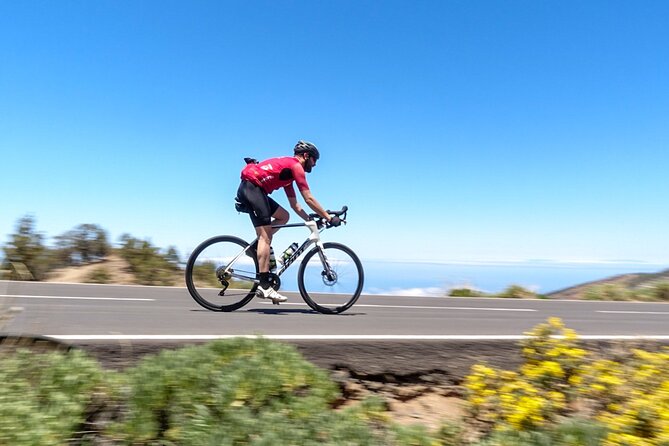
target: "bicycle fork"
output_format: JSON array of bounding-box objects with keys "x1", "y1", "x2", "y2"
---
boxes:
[{"x1": 307, "y1": 221, "x2": 337, "y2": 284}]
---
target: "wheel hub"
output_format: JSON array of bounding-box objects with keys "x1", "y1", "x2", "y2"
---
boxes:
[{"x1": 321, "y1": 270, "x2": 337, "y2": 286}]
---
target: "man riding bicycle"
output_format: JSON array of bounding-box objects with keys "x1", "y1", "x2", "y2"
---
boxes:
[{"x1": 236, "y1": 140, "x2": 341, "y2": 303}]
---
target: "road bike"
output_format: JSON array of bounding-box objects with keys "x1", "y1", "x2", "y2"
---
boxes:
[{"x1": 185, "y1": 206, "x2": 364, "y2": 314}]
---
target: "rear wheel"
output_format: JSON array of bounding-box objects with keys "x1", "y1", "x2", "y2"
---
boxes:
[
  {"x1": 297, "y1": 242, "x2": 364, "y2": 314},
  {"x1": 185, "y1": 235, "x2": 258, "y2": 312}
]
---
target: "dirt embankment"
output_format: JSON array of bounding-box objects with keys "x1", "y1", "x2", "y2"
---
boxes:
[{"x1": 46, "y1": 255, "x2": 136, "y2": 284}]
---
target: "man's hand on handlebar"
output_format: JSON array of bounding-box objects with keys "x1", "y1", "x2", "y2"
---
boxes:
[
  {"x1": 309, "y1": 206, "x2": 348, "y2": 229},
  {"x1": 327, "y1": 216, "x2": 342, "y2": 227}
]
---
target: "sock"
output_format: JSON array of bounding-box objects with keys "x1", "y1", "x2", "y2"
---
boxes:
[{"x1": 258, "y1": 272, "x2": 271, "y2": 289}]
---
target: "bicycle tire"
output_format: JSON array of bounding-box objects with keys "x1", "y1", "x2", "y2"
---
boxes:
[
  {"x1": 185, "y1": 235, "x2": 258, "y2": 312},
  {"x1": 297, "y1": 242, "x2": 364, "y2": 314}
]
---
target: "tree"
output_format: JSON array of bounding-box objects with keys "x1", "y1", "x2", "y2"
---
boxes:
[
  {"x1": 165, "y1": 246, "x2": 180, "y2": 268},
  {"x1": 53, "y1": 231, "x2": 76, "y2": 267},
  {"x1": 117, "y1": 234, "x2": 179, "y2": 286},
  {"x1": 2, "y1": 215, "x2": 48, "y2": 280},
  {"x1": 53, "y1": 224, "x2": 110, "y2": 266},
  {"x1": 73, "y1": 224, "x2": 109, "y2": 262}
]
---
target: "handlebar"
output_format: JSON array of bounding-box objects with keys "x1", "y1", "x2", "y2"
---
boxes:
[{"x1": 309, "y1": 206, "x2": 349, "y2": 228}]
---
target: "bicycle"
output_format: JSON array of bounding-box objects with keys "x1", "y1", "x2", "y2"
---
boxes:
[{"x1": 185, "y1": 206, "x2": 364, "y2": 314}]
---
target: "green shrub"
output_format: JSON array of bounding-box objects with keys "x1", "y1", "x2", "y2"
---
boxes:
[
  {"x1": 391, "y1": 423, "x2": 439, "y2": 446},
  {"x1": 476, "y1": 419, "x2": 607, "y2": 446},
  {"x1": 0, "y1": 349, "x2": 109, "y2": 445},
  {"x1": 449, "y1": 288, "x2": 484, "y2": 297},
  {"x1": 118, "y1": 236, "x2": 180, "y2": 286},
  {"x1": 583, "y1": 284, "x2": 632, "y2": 301},
  {"x1": 648, "y1": 282, "x2": 669, "y2": 301},
  {"x1": 85, "y1": 266, "x2": 112, "y2": 284},
  {"x1": 498, "y1": 285, "x2": 537, "y2": 299},
  {"x1": 435, "y1": 421, "x2": 466, "y2": 446},
  {"x1": 551, "y1": 418, "x2": 608, "y2": 446},
  {"x1": 110, "y1": 337, "x2": 401, "y2": 445}
]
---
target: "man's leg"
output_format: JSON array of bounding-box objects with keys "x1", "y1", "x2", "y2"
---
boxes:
[
  {"x1": 255, "y1": 224, "x2": 273, "y2": 274},
  {"x1": 253, "y1": 206, "x2": 289, "y2": 270},
  {"x1": 255, "y1": 206, "x2": 289, "y2": 303}
]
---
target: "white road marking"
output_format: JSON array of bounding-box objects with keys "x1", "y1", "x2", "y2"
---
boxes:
[
  {"x1": 355, "y1": 304, "x2": 536, "y2": 312},
  {"x1": 597, "y1": 310, "x2": 669, "y2": 315},
  {"x1": 259, "y1": 302, "x2": 536, "y2": 312},
  {"x1": 0, "y1": 294, "x2": 154, "y2": 302},
  {"x1": 45, "y1": 334, "x2": 669, "y2": 341}
]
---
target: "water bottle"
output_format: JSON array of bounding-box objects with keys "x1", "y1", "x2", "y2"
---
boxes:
[
  {"x1": 281, "y1": 242, "x2": 299, "y2": 263},
  {"x1": 269, "y1": 247, "x2": 277, "y2": 273}
]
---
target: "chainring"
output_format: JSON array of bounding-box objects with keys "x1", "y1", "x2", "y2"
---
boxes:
[{"x1": 267, "y1": 273, "x2": 281, "y2": 291}]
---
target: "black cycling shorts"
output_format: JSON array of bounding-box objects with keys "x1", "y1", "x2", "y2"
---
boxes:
[{"x1": 236, "y1": 180, "x2": 280, "y2": 227}]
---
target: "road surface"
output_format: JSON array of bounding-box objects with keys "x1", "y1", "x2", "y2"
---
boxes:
[{"x1": 2, "y1": 281, "x2": 668, "y2": 341}]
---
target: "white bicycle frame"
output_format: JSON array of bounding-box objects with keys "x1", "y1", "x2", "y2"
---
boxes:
[{"x1": 223, "y1": 220, "x2": 329, "y2": 281}]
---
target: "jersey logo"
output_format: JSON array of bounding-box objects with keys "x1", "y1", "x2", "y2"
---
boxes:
[{"x1": 261, "y1": 164, "x2": 273, "y2": 171}]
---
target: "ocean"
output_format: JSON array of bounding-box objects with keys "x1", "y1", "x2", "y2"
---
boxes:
[{"x1": 277, "y1": 260, "x2": 669, "y2": 296}]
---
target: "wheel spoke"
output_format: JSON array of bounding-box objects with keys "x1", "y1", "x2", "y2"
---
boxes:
[
  {"x1": 298, "y1": 243, "x2": 363, "y2": 314},
  {"x1": 185, "y1": 236, "x2": 258, "y2": 311}
]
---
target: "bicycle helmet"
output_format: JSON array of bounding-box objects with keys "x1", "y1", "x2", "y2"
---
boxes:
[{"x1": 293, "y1": 140, "x2": 320, "y2": 161}]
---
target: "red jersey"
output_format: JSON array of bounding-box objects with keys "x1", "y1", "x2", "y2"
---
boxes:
[{"x1": 240, "y1": 156, "x2": 309, "y2": 197}]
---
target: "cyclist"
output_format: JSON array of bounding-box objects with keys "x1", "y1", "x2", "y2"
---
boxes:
[{"x1": 236, "y1": 140, "x2": 341, "y2": 303}]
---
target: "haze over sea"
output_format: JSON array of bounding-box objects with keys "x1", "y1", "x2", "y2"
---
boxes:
[{"x1": 279, "y1": 260, "x2": 669, "y2": 297}]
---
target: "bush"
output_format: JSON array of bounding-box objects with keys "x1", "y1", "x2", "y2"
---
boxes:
[
  {"x1": 648, "y1": 282, "x2": 669, "y2": 301},
  {"x1": 0, "y1": 338, "x2": 455, "y2": 445},
  {"x1": 449, "y1": 288, "x2": 485, "y2": 297},
  {"x1": 465, "y1": 318, "x2": 588, "y2": 435},
  {"x1": 497, "y1": 285, "x2": 537, "y2": 299},
  {"x1": 0, "y1": 349, "x2": 109, "y2": 445},
  {"x1": 465, "y1": 317, "x2": 669, "y2": 445},
  {"x1": 576, "y1": 349, "x2": 669, "y2": 445},
  {"x1": 476, "y1": 419, "x2": 607, "y2": 446},
  {"x1": 118, "y1": 235, "x2": 181, "y2": 286},
  {"x1": 584, "y1": 284, "x2": 633, "y2": 301},
  {"x1": 109, "y1": 338, "x2": 398, "y2": 445},
  {"x1": 85, "y1": 266, "x2": 112, "y2": 284}
]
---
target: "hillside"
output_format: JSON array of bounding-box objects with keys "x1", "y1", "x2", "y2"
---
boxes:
[
  {"x1": 46, "y1": 254, "x2": 149, "y2": 285},
  {"x1": 547, "y1": 268, "x2": 669, "y2": 299}
]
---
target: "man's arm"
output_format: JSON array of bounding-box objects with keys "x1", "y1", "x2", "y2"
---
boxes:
[
  {"x1": 299, "y1": 189, "x2": 332, "y2": 222},
  {"x1": 286, "y1": 194, "x2": 312, "y2": 221},
  {"x1": 285, "y1": 165, "x2": 333, "y2": 222}
]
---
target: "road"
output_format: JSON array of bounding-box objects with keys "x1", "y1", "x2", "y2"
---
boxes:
[{"x1": 2, "y1": 281, "x2": 669, "y2": 340}]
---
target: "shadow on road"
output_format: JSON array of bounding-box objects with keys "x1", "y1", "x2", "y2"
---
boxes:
[
  {"x1": 186, "y1": 308, "x2": 366, "y2": 315},
  {"x1": 247, "y1": 308, "x2": 365, "y2": 316}
]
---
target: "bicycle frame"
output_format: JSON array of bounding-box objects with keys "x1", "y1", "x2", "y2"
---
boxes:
[
  {"x1": 223, "y1": 220, "x2": 326, "y2": 282},
  {"x1": 272, "y1": 220, "x2": 323, "y2": 276}
]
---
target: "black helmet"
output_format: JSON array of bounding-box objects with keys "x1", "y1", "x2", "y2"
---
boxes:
[{"x1": 294, "y1": 140, "x2": 320, "y2": 161}]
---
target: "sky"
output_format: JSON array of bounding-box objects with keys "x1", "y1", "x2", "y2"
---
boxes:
[{"x1": 1, "y1": 0, "x2": 668, "y2": 266}]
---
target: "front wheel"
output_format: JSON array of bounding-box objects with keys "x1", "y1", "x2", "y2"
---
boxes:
[
  {"x1": 297, "y1": 242, "x2": 364, "y2": 314},
  {"x1": 185, "y1": 235, "x2": 258, "y2": 312}
]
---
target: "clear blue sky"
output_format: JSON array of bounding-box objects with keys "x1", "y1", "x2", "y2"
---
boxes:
[{"x1": 1, "y1": 0, "x2": 668, "y2": 265}]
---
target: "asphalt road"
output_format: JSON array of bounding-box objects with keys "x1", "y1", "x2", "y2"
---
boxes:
[{"x1": 2, "y1": 281, "x2": 669, "y2": 340}]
